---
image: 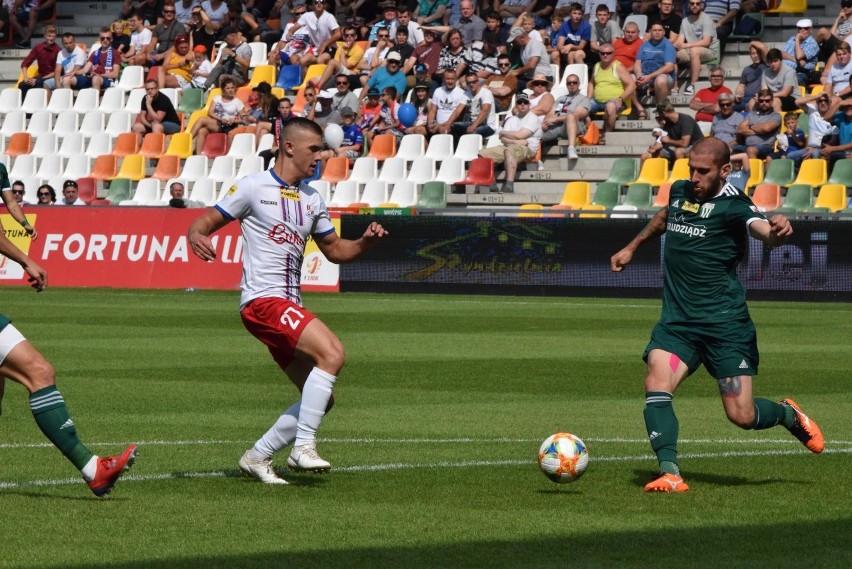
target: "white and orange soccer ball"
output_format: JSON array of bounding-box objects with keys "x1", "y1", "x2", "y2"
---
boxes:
[{"x1": 537, "y1": 433, "x2": 589, "y2": 484}]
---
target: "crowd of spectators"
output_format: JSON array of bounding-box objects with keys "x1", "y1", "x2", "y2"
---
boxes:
[{"x1": 10, "y1": 0, "x2": 852, "y2": 197}]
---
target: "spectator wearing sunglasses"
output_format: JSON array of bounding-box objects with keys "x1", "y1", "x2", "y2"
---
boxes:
[
  {"x1": 35, "y1": 184, "x2": 56, "y2": 206},
  {"x1": 0, "y1": 170, "x2": 35, "y2": 238}
]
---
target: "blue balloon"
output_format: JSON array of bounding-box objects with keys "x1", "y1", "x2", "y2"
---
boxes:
[{"x1": 398, "y1": 103, "x2": 417, "y2": 128}]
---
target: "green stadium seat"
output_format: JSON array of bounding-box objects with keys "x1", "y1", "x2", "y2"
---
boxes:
[
  {"x1": 763, "y1": 159, "x2": 795, "y2": 187},
  {"x1": 604, "y1": 157, "x2": 638, "y2": 187},
  {"x1": 827, "y1": 159, "x2": 852, "y2": 187},
  {"x1": 176, "y1": 88, "x2": 204, "y2": 116},
  {"x1": 622, "y1": 182, "x2": 654, "y2": 208},
  {"x1": 775, "y1": 184, "x2": 812, "y2": 213},
  {"x1": 590, "y1": 181, "x2": 620, "y2": 209},
  {"x1": 418, "y1": 181, "x2": 447, "y2": 208}
]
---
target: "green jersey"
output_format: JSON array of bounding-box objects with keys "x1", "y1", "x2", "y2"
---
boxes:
[
  {"x1": 0, "y1": 163, "x2": 9, "y2": 192},
  {"x1": 661, "y1": 180, "x2": 766, "y2": 325}
]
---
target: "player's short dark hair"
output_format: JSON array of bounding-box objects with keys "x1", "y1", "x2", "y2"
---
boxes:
[{"x1": 691, "y1": 137, "x2": 730, "y2": 168}]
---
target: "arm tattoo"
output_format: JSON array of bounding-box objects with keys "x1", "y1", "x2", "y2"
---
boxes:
[{"x1": 717, "y1": 377, "x2": 742, "y2": 399}]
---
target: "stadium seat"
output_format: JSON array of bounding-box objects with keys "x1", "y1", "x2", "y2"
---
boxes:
[
  {"x1": 96, "y1": 178, "x2": 133, "y2": 204},
  {"x1": 248, "y1": 42, "x2": 268, "y2": 68},
  {"x1": 188, "y1": 178, "x2": 218, "y2": 206},
  {"x1": 79, "y1": 111, "x2": 106, "y2": 139},
  {"x1": 0, "y1": 111, "x2": 24, "y2": 141},
  {"x1": 348, "y1": 157, "x2": 378, "y2": 189},
  {"x1": 235, "y1": 155, "x2": 264, "y2": 178},
  {"x1": 9, "y1": 154, "x2": 37, "y2": 177},
  {"x1": 360, "y1": 180, "x2": 389, "y2": 207},
  {"x1": 76, "y1": 177, "x2": 97, "y2": 204},
  {"x1": 123, "y1": 88, "x2": 145, "y2": 113},
  {"x1": 367, "y1": 134, "x2": 397, "y2": 161},
  {"x1": 591, "y1": 181, "x2": 621, "y2": 209},
  {"x1": 38, "y1": 154, "x2": 64, "y2": 179},
  {"x1": 26, "y1": 110, "x2": 53, "y2": 138},
  {"x1": 827, "y1": 159, "x2": 852, "y2": 187},
  {"x1": 151, "y1": 154, "x2": 181, "y2": 182},
  {"x1": 160, "y1": 88, "x2": 180, "y2": 109},
  {"x1": 275, "y1": 65, "x2": 302, "y2": 90},
  {"x1": 668, "y1": 158, "x2": 690, "y2": 182},
  {"x1": 728, "y1": 13, "x2": 764, "y2": 41},
  {"x1": 792, "y1": 159, "x2": 827, "y2": 189},
  {"x1": 257, "y1": 133, "x2": 275, "y2": 153},
  {"x1": 557, "y1": 64, "x2": 589, "y2": 97},
  {"x1": 0, "y1": 88, "x2": 21, "y2": 114},
  {"x1": 249, "y1": 65, "x2": 276, "y2": 87},
  {"x1": 632, "y1": 158, "x2": 668, "y2": 187},
  {"x1": 406, "y1": 157, "x2": 436, "y2": 186},
  {"x1": 418, "y1": 181, "x2": 447, "y2": 208},
  {"x1": 5, "y1": 132, "x2": 32, "y2": 158},
  {"x1": 424, "y1": 134, "x2": 454, "y2": 162},
  {"x1": 208, "y1": 156, "x2": 237, "y2": 183},
  {"x1": 46, "y1": 88, "x2": 74, "y2": 115},
  {"x1": 776, "y1": 184, "x2": 813, "y2": 212},
  {"x1": 307, "y1": 179, "x2": 331, "y2": 202},
  {"x1": 604, "y1": 157, "x2": 639, "y2": 186},
  {"x1": 623, "y1": 14, "x2": 647, "y2": 35},
  {"x1": 116, "y1": 66, "x2": 145, "y2": 92},
  {"x1": 176, "y1": 88, "x2": 204, "y2": 117},
  {"x1": 126, "y1": 178, "x2": 161, "y2": 205},
  {"x1": 105, "y1": 111, "x2": 134, "y2": 138},
  {"x1": 73, "y1": 88, "x2": 100, "y2": 113},
  {"x1": 328, "y1": 180, "x2": 359, "y2": 207},
  {"x1": 395, "y1": 134, "x2": 426, "y2": 163},
  {"x1": 457, "y1": 157, "x2": 494, "y2": 189},
  {"x1": 85, "y1": 132, "x2": 113, "y2": 159},
  {"x1": 293, "y1": 64, "x2": 326, "y2": 91},
  {"x1": 764, "y1": 0, "x2": 806, "y2": 14},
  {"x1": 226, "y1": 132, "x2": 257, "y2": 159},
  {"x1": 165, "y1": 132, "x2": 193, "y2": 159},
  {"x1": 746, "y1": 158, "x2": 765, "y2": 189},
  {"x1": 98, "y1": 88, "x2": 126, "y2": 114},
  {"x1": 453, "y1": 134, "x2": 483, "y2": 162},
  {"x1": 810, "y1": 184, "x2": 846, "y2": 213},
  {"x1": 653, "y1": 182, "x2": 672, "y2": 208},
  {"x1": 31, "y1": 134, "x2": 58, "y2": 160},
  {"x1": 320, "y1": 156, "x2": 350, "y2": 183},
  {"x1": 61, "y1": 154, "x2": 92, "y2": 180},
  {"x1": 556, "y1": 182, "x2": 591, "y2": 209},
  {"x1": 52, "y1": 110, "x2": 80, "y2": 138},
  {"x1": 90, "y1": 154, "x2": 119, "y2": 181},
  {"x1": 181, "y1": 155, "x2": 209, "y2": 181},
  {"x1": 139, "y1": 132, "x2": 166, "y2": 159},
  {"x1": 436, "y1": 157, "x2": 465, "y2": 186},
  {"x1": 519, "y1": 203, "x2": 545, "y2": 218},
  {"x1": 381, "y1": 181, "x2": 417, "y2": 207},
  {"x1": 750, "y1": 183, "x2": 781, "y2": 211},
  {"x1": 57, "y1": 133, "x2": 85, "y2": 158},
  {"x1": 200, "y1": 133, "x2": 229, "y2": 159},
  {"x1": 160, "y1": 177, "x2": 188, "y2": 205},
  {"x1": 622, "y1": 183, "x2": 654, "y2": 208},
  {"x1": 114, "y1": 154, "x2": 146, "y2": 181},
  {"x1": 112, "y1": 132, "x2": 139, "y2": 157},
  {"x1": 377, "y1": 157, "x2": 407, "y2": 184},
  {"x1": 20, "y1": 88, "x2": 47, "y2": 114},
  {"x1": 763, "y1": 158, "x2": 795, "y2": 187},
  {"x1": 236, "y1": 86, "x2": 253, "y2": 104}
]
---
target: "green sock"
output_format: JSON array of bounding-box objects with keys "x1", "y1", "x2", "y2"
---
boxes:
[
  {"x1": 30, "y1": 386, "x2": 94, "y2": 471},
  {"x1": 644, "y1": 391, "x2": 680, "y2": 475},
  {"x1": 751, "y1": 398, "x2": 794, "y2": 430}
]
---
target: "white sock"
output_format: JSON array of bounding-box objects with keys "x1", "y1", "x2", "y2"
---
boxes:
[
  {"x1": 81, "y1": 455, "x2": 98, "y2": 482},
  {"x1": 252, "y1": 400, "x2": 301, "y2": 458},
  {"x1": 294, "y1": 367, "x2": 336, "y2": 448}
]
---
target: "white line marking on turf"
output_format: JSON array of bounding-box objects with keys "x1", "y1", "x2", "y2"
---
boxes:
[
  {"x1": 2, "y1": 437, "x2": 851, "y2": 450},
  {"x1": 1, "y1": 447, "x2": 850, "y2": 492}
]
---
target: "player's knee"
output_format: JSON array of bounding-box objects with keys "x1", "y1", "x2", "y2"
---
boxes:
[
  {"x1": 726, "y1": 407, "x2": 755, "y2": 429},
  {"x1": 27, "y1": 357, "x2": 56, "y2": 391},
  {"x1": 317, "y1": 338, "x2": 345, "y2": 374}
]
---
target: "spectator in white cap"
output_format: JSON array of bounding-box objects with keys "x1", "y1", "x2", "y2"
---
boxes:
[
  {"x1": 366, "y1": 50, "x2": 408, "y2": 100},
  {"x1": 753, "y1": 19, "x2": 819, "y2": 86}
]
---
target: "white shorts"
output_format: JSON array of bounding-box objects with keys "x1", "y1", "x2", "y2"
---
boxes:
[{"x1": 0, "y1": 324, "x2": 26, "y2": 365}]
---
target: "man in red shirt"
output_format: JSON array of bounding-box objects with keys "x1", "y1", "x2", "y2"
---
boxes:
[
  {"x1": 688, "y1": 65, "x2": 731, "y2": 124},
  {"x1": 614, "y1": 21, "x2": 643, "y2": 70},
  {"x1": 18, "y1": 25, "x2": 60, "y2": 97}
]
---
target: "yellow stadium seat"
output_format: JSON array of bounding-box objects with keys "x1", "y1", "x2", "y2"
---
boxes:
[
  {"x1": 791, "y1": 159, "x2": 827, "y2": 188},
  {"x1": 293, "y1": 64, "x2": 326, "y2": 91},
  {"x1": 165, "y1": 132, "x2": 193, "y2": 159},
  {"x1": 519, "y1": 204, "x2": 544, "y2": 218},
  {"x1": 186, "y1": 109, "x2": 208, "y2": 133},
  {"x1": 249, "y1": 65, "x2": 276, "y2": 87},
  {"x1": 746, "y1": 158, "x2": 764, "y2": 189},
  {"x1": 113, "y1": 154, "x2": 146, "y2": 181},
  {"x1": 633, "y1": 157, "x2": 668, "y2": 187},
  {"x1": 765, "y1": 0, "x2": 807, "y2": 14},
  {"x1": 810, "y1": 184, "x2": 846, "y2": 213},
  {"x1": 556, "y1": 181, "x2": 591, "y2": 209},
  {"x1": 668, "y1": 158, "x2": 690, "y2": 182}
]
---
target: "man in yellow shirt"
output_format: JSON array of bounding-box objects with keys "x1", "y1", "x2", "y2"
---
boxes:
[{"x1": 588, "y1": 42, "x2": 635, "y2": 144}]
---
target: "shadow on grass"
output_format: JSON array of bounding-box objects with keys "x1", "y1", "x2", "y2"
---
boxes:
[
  {"x1": 631, "y1": 468, "x2": 790, "y2": 488},
  {"x1": 57, "y1": 518, "x2": 852, "y2": 569}
]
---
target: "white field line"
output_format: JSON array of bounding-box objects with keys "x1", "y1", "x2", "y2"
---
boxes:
[
  {"x1": 2, "y1": 436, "x2": 852, "y2": 450},
  {"x1": 0, "y1": 446, "x2": 850, "y2": 492}
]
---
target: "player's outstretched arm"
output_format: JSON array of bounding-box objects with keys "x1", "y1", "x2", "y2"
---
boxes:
[
  {"x1": 188, "y1": 208, "x2": 231, "y2": 261},
  {"x1": 315, "y1": 222, "x2": 388, "y2": 264},
  {"x1": 748, "y1": 214, "x2": 792, "y2": 248},
  {"x1": 0, "y1": 189, "x2": 37, "y2": 241},
  {"x1": 610, "y1": 207, "x2": 668, "y2": 272}
]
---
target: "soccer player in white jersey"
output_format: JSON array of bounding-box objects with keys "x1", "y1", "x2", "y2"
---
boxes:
[{"x1": 188, "y1": 118, "x2": 388, "y2": 484}]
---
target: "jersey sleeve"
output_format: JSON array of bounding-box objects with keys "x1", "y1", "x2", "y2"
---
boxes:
[
  {"x1": 311, "y1": 193, "x2": 335, "y2": 238},
  {"x1": 215, "y1": 176, "x2": 254, "y2": 221},
  {"x1": 728, "y1": 192, "x2": 767, "y2": 231}
]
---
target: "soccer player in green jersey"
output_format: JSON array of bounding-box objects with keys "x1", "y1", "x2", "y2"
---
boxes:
[
  {"x1": 610, "y1": 137, "x2": 824, "y2": 493},
  {"x1": 0, "y1": 210, "x2": 137, "y2": 497}
]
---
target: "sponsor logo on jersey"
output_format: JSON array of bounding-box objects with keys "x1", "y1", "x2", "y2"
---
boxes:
[
  {"x1": 260, "y1": 200, "x2": 278, "y2": 205},
  {"x1": 227, "y1": 185, "x2": 238, "y2": 196},
  {"x1": 267, "y1": 223, "x2": 306, "y2": 247},
  {"x1": 681, "y1": 200, "x2": 699, "y2": 213},
  {"x1": 699, "y1": 202, "x2": 715, "y2": 218},
  {"x1": 667, "y1": 213, "x2": 707, "y2": 238},
  {"x1": 280, "y1": 188, "x2": 300, "y2": 201}
]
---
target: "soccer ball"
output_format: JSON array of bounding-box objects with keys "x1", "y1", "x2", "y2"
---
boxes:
[{"x1": 537, "y1": 433, "x2": 589, "y2": 484}]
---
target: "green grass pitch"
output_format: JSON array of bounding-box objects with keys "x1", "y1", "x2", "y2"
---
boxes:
[{"x1": 0, "y1": 288, "x2": 850, "y2": 568}]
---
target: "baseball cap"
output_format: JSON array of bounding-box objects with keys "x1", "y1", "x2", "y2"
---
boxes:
[
  {"x1": 193, "y1": 44, "x2": 207, "y2": 54},
  {"x1": 220, "y1": 26, "x2": 238, "y2": 36},
  {"x1": 175, "y1": 34, "x2": 189, "y2": 45},
  {"x1": 414, "y1": 63, "x2": 428, "y2": 73},
  {"x1": 508, "y1": 28, "x2": 526, "y2": 43},
  {"x1": 386, "y1": 51, "x2": 401, "y2": 62},
  {"x1": 252, "y1": 81, "x2": 272, "y2": 94},
  {"x1": 414, "y1": 84, "x2": 428, "y2": 91},
  {"x1": 63, "y1": 179, "x2": 78, "y2": 189},
  {"x1": 340, "y1": 106, "x2": 355, "y2": 116},
  {"x1": 515, "y1": 93, "x2": 530, "y2": 104},
  {"x1": 656, "y1": 100, "x2": 675, "y2": 114},
  {"x1": 367, "y1": 87, "x2": 381, "y2": 97},
  {"x1": 796, "y1": 18, "x2": 812, "y2": 28}
]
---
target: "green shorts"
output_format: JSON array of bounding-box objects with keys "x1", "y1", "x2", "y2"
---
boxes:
[{"x1": 642, "y1": 319, "x2": 759, "y2": 379}]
